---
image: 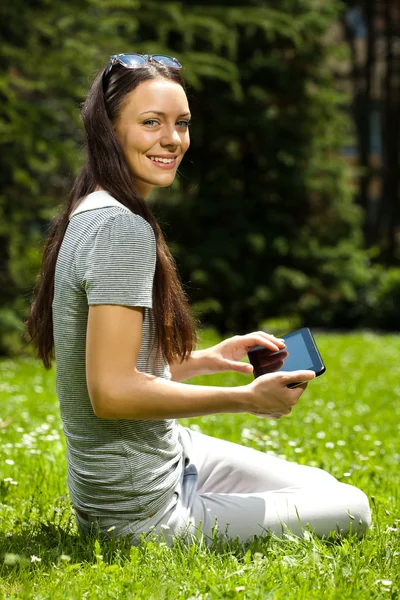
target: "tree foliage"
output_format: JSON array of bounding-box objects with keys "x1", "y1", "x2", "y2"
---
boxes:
[
  {"x1": 1, "y1": 0, "x2": 397, "y2": 356},
  {"x1": 153, "y1": 2, "x2": 376, "y2": 333}
]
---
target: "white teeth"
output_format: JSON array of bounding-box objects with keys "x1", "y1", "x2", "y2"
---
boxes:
[{"x1": 149, "y1": 156, "x2": 175, "y2": 164}]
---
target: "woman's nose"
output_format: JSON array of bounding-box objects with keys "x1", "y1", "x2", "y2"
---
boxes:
[{"x1": 161, "y1": 128, "x2": 181, "y2": 147}]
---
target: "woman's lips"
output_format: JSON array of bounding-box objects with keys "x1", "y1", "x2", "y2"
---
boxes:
[{"x1": 147, "y1": 156, "x2": 177, "y2": 170}]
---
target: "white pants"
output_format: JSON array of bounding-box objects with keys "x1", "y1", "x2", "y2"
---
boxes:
[
  {"x1": 166, "y1": 426, "x2": 372, "y2": 543},
  {"x1": 75, "y1": 425, "x2": 372, "y2": 544}
]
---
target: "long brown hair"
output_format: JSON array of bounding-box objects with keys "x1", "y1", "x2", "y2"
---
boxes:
[{"x1": 25, "y1": 60, "x2": 198, "y2": 370}]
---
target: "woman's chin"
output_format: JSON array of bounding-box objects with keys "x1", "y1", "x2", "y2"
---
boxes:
[{"x1": 151, "y1": 174, "x2": 177, "y2": 187}]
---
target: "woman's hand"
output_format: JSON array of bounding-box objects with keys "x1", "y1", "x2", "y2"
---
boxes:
[
  {"x1": 202, "y1": 331, "x2": 287, "y2": 375},
  {"x1": 241, "y1": 370, "x2": 316, "y2": 419}
]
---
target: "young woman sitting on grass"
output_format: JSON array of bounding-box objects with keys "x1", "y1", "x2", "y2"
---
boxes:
[{"x1": 26, "y1": 53, "x2": 372, "y2": 545}]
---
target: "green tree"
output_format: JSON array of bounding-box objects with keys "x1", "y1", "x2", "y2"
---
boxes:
[
  {"x1": 1, "y1": 0, "x2": 388, "y2": 356},
  {"x1": 0, "y1": 0, "x2": 234, "y2": 355},
  {"x1": 153, "y1": 2, "x2": 369, "y2": 333}
]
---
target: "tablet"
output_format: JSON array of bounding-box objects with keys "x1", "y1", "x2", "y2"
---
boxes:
[{"x1": 247, "y1": 327, "x2": 326, "y2": 387}]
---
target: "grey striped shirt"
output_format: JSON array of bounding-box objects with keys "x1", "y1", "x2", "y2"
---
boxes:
[{"x1": 52, "y1": 192, "x2": 183, "y2": 518}]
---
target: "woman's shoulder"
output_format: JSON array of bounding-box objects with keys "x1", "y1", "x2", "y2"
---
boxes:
[
  {"x1": 70, "y1": 190, "x2": 152, "y2": 228},
  {"x1": 98, "y1": 205, "x2": 153, "y2": 232},
  {"x1": 70, "y1": 193, "x2": 155, "y2": 243},
  {"x1": 73, "y1": 206, "x2": 157, "y2": 282},
  {"x1": 77, "y1": 211, "x2": 156, "y2": 259}
]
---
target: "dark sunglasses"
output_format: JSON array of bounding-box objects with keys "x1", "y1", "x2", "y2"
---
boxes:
[{"x1": 102, "y1": 53, "x2": 182, "y2": 91}]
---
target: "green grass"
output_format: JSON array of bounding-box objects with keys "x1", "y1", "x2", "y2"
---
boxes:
[{"x1": 0, "y1": 329, "x2": 399, "y2": 599}]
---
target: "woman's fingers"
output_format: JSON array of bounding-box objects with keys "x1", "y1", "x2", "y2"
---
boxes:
[
  {"x1": 243, "y1": 331, "x2": 286, "y2": 352},
  {"x1": 257, "y1": 358, "x2": 286, "y2": 375},
  {"x1": 251, "y1": 406, "x2": 291, "y2": 419},
  {"x1": 296, "y1": 382, "x2": 308, "y2": 391},
  {"x1": 247, "y1": 368, "x2": 315, "y2": 420},
  {"x1": 281, "y1": 370, "x2": 315, "y2": 385}
]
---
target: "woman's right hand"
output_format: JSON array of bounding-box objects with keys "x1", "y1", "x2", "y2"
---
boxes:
[{"x1": 242, "y1": 370, "x2": 316, "y2": 419}]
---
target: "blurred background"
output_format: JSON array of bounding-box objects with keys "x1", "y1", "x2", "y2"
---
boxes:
[{"x1": 1, "y1": 0, "x2": 399, "y2": 358}]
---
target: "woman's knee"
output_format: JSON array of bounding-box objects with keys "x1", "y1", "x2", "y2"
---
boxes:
[
  {"x1": 339, "y1": 483, "x2": 372, "y2": 536},
  {"x1": 298, "y1": 464, "x2": 340, "y2": 487}
]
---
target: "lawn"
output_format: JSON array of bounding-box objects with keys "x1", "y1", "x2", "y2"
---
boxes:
[{"x1": 0, "y1": 329, "x2": 399, "y2": 599}]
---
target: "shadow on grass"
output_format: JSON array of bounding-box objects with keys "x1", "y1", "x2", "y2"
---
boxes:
[
  {"x1": 0, "y1": 510, "x2": 354, "y2": 577},
  {"x1": 0, "y1": 517, "x2": 140, "y2": 569}
]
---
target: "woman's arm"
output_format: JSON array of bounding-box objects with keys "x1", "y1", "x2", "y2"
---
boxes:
[
  {"x1": 86, "y1": 305, "x2": 241, "y2": 417},
  {"x1": 95, "y1": 369, "x2": 246, "y2": 419},
  {"x1": 85, "y1": 304, "x2": 313, "y2": 420},
  {"x1": 92, "y1": 358, "x2": 312, "y2": 421},
  {"x1": 169, "y1": 332, "x2": 286, "y2": 382},
  {"x1": 169, "y1": 349, "x2": 212, "y2": 382}
]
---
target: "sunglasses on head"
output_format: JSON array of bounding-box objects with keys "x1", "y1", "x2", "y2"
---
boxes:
[{"x1": 102, "y1": 53, "x2": 182, "y2": 91}]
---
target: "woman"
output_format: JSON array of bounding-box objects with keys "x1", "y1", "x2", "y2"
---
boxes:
[{"x1": 26, "y1": 53, "x2": 371, "y2": 545}]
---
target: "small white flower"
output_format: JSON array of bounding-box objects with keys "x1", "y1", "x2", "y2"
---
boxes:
[
  {"x1": 107, "y1": 526, "x2": 116, "y2": 532},
  {"x1": 325, "y1": 442, "x2": 335, "y2": 449},
  {"x1": 5, "y1": 459, "x2": 14, "y2": 465},
  {"x1": 160, "y1": 524, "x2": 170, "y2": 530},
  {"x1": 60, "y1": 554, "x2": 71, "y2": 562},
  {"x1": 375, "y1": 579, "x2": 392, "y2": 587},
  {"x1": 31, "y1": 555, "x2": 41, "y2": 563},
  {"x1": 316, "y1": 431, "x2": 326, "y2": 439},
  {"x1": 343, "y1": 472, "x2": 351, "y2": 477}
]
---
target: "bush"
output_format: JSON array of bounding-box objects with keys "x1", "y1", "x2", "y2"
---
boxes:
[
  {"x1": 3, "y1": 1, "x2": 398, "y2": 358},
  {"x1": 156, "y1": 2, "x2": 369, "y2": 334},
  {"x1": 362, "y1": 266, "x2": 400, "y2": 330}
]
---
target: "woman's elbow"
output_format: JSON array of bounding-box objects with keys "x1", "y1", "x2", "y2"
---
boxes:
[{"x1": 89, "y1": 388, "x2": 120, "y2": 419}]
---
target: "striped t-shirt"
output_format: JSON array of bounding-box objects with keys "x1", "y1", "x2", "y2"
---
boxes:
[{"x1": 52, "y1": 190, "x2": 183, "y2": 518}]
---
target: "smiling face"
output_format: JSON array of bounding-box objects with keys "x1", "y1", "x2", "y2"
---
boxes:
[{"x1": 114, "y1": 77, "x2": 191, "y2": 199}]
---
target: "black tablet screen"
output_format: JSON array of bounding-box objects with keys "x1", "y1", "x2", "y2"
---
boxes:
[
  {"x1": 279, "y1": 333, "x2": 313, "y2": 371},
  {"x1": 250, "y1": 332, "x2": 314, "y2": 375}
]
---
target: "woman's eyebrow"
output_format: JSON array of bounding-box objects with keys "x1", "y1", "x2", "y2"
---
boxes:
[{"x1": 140, "y1": 110, "x2": 191, "y2": 117}]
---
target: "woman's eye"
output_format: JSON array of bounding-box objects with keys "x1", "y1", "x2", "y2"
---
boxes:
[{"x1": 142, "y1": 119, "x2": 191, "y2": 128}]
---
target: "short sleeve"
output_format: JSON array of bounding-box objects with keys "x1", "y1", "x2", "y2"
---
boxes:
[{"x1": 75, "y1": 212, "x2": 156, "y2": 308}]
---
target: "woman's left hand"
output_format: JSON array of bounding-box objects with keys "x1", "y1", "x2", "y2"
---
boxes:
[{"x1": 203, "y1": 332, "x2": 286, "y2": 375}]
